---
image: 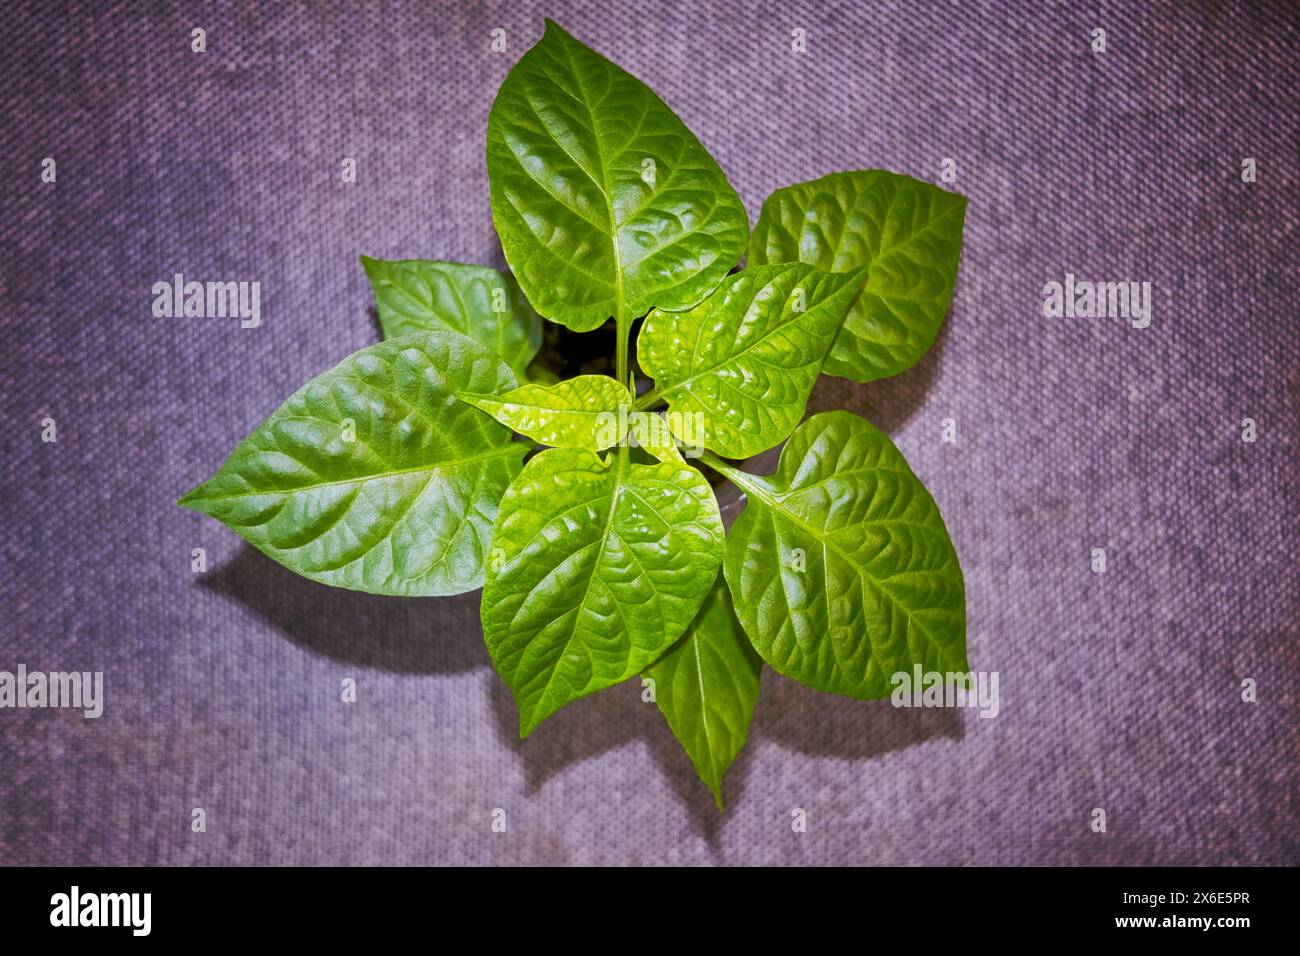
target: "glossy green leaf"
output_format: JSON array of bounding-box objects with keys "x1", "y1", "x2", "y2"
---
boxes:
[
  {"x1": 486, "y1": 19, "x2": 750, "y2": 332},
  {"x1": 645, "y1": 573, "x2": 762, "y2": 810},
  {"x1": 749, "y1": 171, "x2": 967, "y2": 383},
  {"x1": 482, "y1": 448, "x2": 725, "y2": 736},
  {"x1": 459, "y1": 375, "x2": 630, "y2": 450},
  {"x1": 629, "y1": 411, "x2": 685, "y2": 464},
  {"x1": 361, "y1": 257, "x2": 542, "y2": 379},
  {"x1": 179, "y1": 332, "x2": 525, "y2": 596},
  {"x1": 637, "y1": 263, "x2": 866, "y2": 459},
  {"x1": 718, "y1": 411, "x2": 966, "y2": 699}
]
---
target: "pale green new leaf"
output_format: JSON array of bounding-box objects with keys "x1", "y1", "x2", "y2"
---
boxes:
[
  {"x1": 645, "y1": 573, "x2": 762, "y2": 810},
  {"x1": 629, "y1": 411, "x2": 684, "y2": 464},
  {"x1": 459, "y1": 375, "x2": 630, "y2": 451},
  {"x1": 749, "y1": 171, "x2": 967, "y2": 383},
  {"x1": 719, "y1": 412, "x2": 966, "y2": 698},
  {"x1": 483, "y1": 448, "x2": 725, "y2": 736},
  {"x1": 361, "y1": 257, "x2": 542, "y2": 379},
  {"x1": 486, "y1": 19, "x2": 750, "y2": 332},
  {"x1": 179, "y1": 332, "x2": 525, "y2": 596},
  {"x1": 637, "y1": 263, "x2": 865, "y2": 459}
]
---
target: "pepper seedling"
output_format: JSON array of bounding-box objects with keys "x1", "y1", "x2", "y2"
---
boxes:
[{"x1": 180, "y1": 20, "x2": 969, "y2": 809}]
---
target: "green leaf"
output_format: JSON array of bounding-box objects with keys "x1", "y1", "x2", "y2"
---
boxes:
[
  {"x1": 459, "y1": 375, "x2": 630, "y2": 451},
  {"x1": 645, "y1": 572, "x2": 762, "y2": 810},
  {"x1": 482, "y1": 448, "x2": 725, "y2": 736},
  {"x1": 486, "y1": 19, "x2": 749, "y2": 332},
  {"x1": 629, "y1": 411, "x2": 684, "y2": 464},
  {"x1": 179, "y1": 332, "x2": 525, "y2": 596},
  {"x1": 637, "y1": 263, "x2": 866, "y2": 459},
  {"x1": 749, "y1": 171, "x2": 967, "y2": 383},
  {"x1": 718, "y1": 411, "x2": 966, "y2": 699},
  {"x1": 360, "y1": 257, "x2": 542, "y2": 379}
]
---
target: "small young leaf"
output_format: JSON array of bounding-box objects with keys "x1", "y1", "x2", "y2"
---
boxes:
[
  {"x1": 629, "y1": 411, "x2": 685, "y2": 464},
  {"x1": 179, "y1": 332, "x2": 525, "y2": 596},
  {"x1": 645, "y1": 573, "x2": 762, "y2": 810},
  {"x1": 459, "y1": 375, "x2": 631, "y2": 450},
  {"x1": 361, "y1": 257, "x2": 542, "y2": 379},
  {"x1": 637, "y1": 263, "x2": 865, "y2": 459},
  {"x1": 486, "y1": 20, "x2": 749, "y2": 331},
  {"x1": 483, "y1": 448, "x2": 724, "y2": 736},
  {"x1": 749, "y1": 171, "x2": 967, "y2": 383},
  {"x1": 719, "y1": 411, "x2": 966, "y2": 698}
]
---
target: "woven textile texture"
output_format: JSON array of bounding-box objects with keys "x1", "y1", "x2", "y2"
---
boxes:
[{"x1": 1, "y1": 0, "x2": 1296, "y2": 866}]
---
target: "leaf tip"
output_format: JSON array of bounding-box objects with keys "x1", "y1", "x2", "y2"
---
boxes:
[
  {"x1": 710, "y1": 786, "x2": 725, "y2": 813},
  {"x1": 176, "y1": 483, "x2": 205, "y2": 510},
  {"x1": 515, "y1": 691, "x2": 552, "y2": 740},
  {"x1": 842, "y1": 264, "x2": 869, "y2": 288},
  {"x1": 455, "y1": 391, "x2": 492, "y2": 414},
  {"x1": 540, "y1": 19, "x2": 580, "y2": 48}
]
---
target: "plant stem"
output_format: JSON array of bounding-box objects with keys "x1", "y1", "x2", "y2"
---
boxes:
[
  {"x1": 698, "y1": 450, "x2": 765, "y2": 499},
  {"x1": 634, "y1": 386, "x2": 660, "y2": 410},
  {"x1": 615, "y1": 302, "x2": 630, "y2": 465},
  {"x1": 615, "y1": 309, "x2": 629, "y2": 387}
]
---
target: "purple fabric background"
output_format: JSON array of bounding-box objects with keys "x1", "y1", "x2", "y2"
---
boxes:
[{"x1": 1, "y1": 0, "x2": 1296, "y2": 866}]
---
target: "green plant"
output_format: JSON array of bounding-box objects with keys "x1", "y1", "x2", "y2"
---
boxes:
[{"x1": 179, "y1": 20, "x2": 969, "y2": 809}]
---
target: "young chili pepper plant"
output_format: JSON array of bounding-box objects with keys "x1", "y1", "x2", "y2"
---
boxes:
[{"x1": 180, "y1": 20, "x2": 969, "y2": 809}]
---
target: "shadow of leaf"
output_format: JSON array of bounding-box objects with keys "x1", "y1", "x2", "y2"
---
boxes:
[
  {"x1": 485, "y1": 661, "x2": 961, "y2": 839},
  {"x1": 485, "y1": 672, "x2": 738, "y2": 840},
  {"x1": 199, "y1": 545, "x2": 488, "y2": 674},
  {"x1": 200, "y1": 292, "x2": 965, "y2": 814},
  {"x1": 808, "y1": 311, "x2": 953, "y2": 435},
  {"x1": 754, "y1": 670, "x2": 966, "y2": 759}
]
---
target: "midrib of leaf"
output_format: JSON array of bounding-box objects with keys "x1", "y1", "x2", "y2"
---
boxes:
[
  {"x1": 311, "y1": 455, "x2": 484, "y2": 574},
  {"x1": 649, "y1": 276, "x2": 828, "y2": 406},
  {"x1": 440, "y1": 272, "x2": 475, "y2": 337},
  {"x1": 769, "y1": 179, "x2": 961, "y2": 295},
  {"x1": 556, "y1": 36, "x2": 634, "y2": 385},
  {"x1": 469, "y1": 393, "x2": 622, "y2": 421},
  {"x1": 838, "y1": 191, "x2": 964, "y2": 291},
  {"x1": 415, "y1": 462, "x2": 493, "y2": 578},
  {"x1": 184, "y1": 444, "x2": 520, "y2": 503},
  {"x1": 690, "y1": 636, "x2": 717, "y2": 784},
  {"x1": 487, "y1": 282, "x2": 509, "y2": 358},
  {"x1": 707, "y1": 454, "x2": 961, "y2": 669},
  {"x1": 524, "y1": 451, "x2": 627, "y2": 731}
]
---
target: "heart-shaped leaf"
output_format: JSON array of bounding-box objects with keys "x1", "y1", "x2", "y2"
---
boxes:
[
  {"x1": 644, "y1": 572, "x2": 762, "y2": 810},
  {"x1": 717, "y1": 411, "x2": 966, "y2": 698},
  {"x1": 179, "y1": 332, "x2": 525, "y2": 596},
  {"x1": 483, "y1": 448, "x2": 724, "y2": 736},
  {"x1": 749, "y1": 171, "x2": 967, "y2": 383},
  {"x1": 637, "y1": 263, "x2": 865, "y2": 458},
  {"x1": 486, "y1": 19, "x2": 749, "y2": 332},
  {"x1": 459, "y1": 375, "x2": 631, "y2": 451},
  {"x1": 361, "y1": 257, "x2": 543, "y2": 380}
]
